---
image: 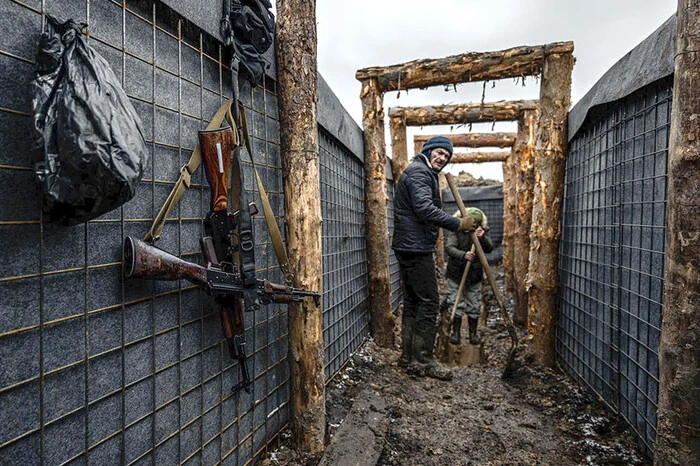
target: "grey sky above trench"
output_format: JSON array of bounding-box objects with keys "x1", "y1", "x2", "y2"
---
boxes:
[{"x1": 310, "y1": 0, "x2": 676, "y2": 180}]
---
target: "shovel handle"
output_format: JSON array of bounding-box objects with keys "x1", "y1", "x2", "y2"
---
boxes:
[
  {"x1": 445, "y1": 174, "x2": 518, "y2": 376},
  {"x1": 449, "y1": 244, "x2": 476, "y2": 324}
]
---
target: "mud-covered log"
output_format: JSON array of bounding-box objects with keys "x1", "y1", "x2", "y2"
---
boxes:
[
  {"x1": 654, "y1": 2, "x2": 700, "y2": 465},
  {"x1": 356, "y1": 43, "x2": 574, "y2": 92},
  {"x1": 390, "y1": 114, "x2": 409, "y2": 181},
  {"x1": 450, "y1": 151, "x2": 510, "y2": 164},
  {"x1": 358, "y1": 77, "x2": 395, "y2": 348},
  {"x1": 415, "y1": 133, "x2": 516, "y2": 149},
  {"x1": 276, "y1": 0, "x2": 325, "y2": 452},
  {"x1": 391, "y1": 101, "x2": 537, "y2": 126},
  {"x1": 502, "y1": 150, "x2": 517, "y2": 297},
  {"x1": 527, "y1": 51, "x2": 574, "y2": 367},
  {"x1": 512, "y1": 110, "x2": 536, "y2": 326}
]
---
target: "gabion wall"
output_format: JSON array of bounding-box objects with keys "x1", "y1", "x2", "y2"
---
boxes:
[
  {"x1": 558, "y1": 77, "x2": 671, "y2": 454},
  {"x1": 0, "y1": 1, "x2": 369, "y2": 464},
  {"x1": 441, "y1": 185, "x2": 504, "y2": 262},
  {"x1": 319, "y1": 129, "x2": 370, "y2": 380},
  {"x1": 387, "y1": 170, "x2": 402, "y2": 316}
]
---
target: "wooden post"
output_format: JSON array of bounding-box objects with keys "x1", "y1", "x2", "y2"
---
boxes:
[
  {"x1": 390, "y1": 113, "x2": 408, "y2": 181},
  {"x1": 655, "y1": 1, "x2": 700, "y2": 464},
  {"x1": 275, "y1": 0, "x2": 325, "y2": 452},
  {"x1": 512, "y1": 110, "x2": 536, "y2": 326},
  {"x1": 450, "y1": 151, "x2": 510, "y2": 164},
  {"x1": 392, "y1": 101, "x2": 537, "y2": 126},
  {"x1": 414, "y1": 133, "x2": 517, "y2": 148},
  {"x1": 358, "y1": 77, "x2": 394, "y2": 348},
  {"x1": 502, "y1": 150, "x2": 517, "y2": 296},
  {"x1": 527, "y1": 50, "x2": 574, "y2": 367},
  {"x1": 414, "y1": 139, "x2": 423, "y2": 157}
]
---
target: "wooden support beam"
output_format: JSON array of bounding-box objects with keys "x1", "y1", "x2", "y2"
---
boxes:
[
  {"x1": 358, "y1": 77, "x2": 395, "y2": 348},
  {"x1": 389, "y1": 114, "x2": 408, "y2": 181},
  {"x1": 527, "y1": 49, "x2": 574, "y2": 367},
  {"x1": 502, "y1": 149, "x2": 517, "y2": 298},
  {"x1": 415, "y1": 133, "x2": 516, "y2": 149},
  {"x1": 513, "y1": 110, "x2": 537, "y2": 326},
  {"x1": 450, "y1": 151, "x2": 510, "y2": 164},
  {"x1": 655, "y1": 1, "x2": 700, "y2": 464},
  {"x1": 356, "y1": 42, "x2": 574, "y2": 92},
  {"x1": 391, "y1": 100, "x2": 538, "y2": 126},
  {"x1": 276, "y1": 0, "x2": 325, "y2": 452}
]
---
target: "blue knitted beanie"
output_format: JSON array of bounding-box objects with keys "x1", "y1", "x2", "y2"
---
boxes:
[{"x1": 421, "y1": 136, "x2": 454, "y2": 157}]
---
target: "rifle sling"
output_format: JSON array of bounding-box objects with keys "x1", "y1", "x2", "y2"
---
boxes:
[
  {"x1": 145, "y1": 99, "x2": 294, "y2": 286},
  {"x1": 236, "y1": 102, "x2": 294, "y2": 286},
  {"x1": 145, "y1": 100, "x2": 238, "y2": 242}
]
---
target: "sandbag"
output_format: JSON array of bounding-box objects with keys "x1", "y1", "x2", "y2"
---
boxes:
[{"x1": 32, "y1": 15, "x2": 148, "y2": 225}]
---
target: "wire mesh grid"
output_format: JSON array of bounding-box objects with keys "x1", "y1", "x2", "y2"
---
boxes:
[
  {"x1": 387, "y1": 180, "x2": 403, "y2": 315},
  {"x1": 441, "y1": 185, "x2": 505, "y2": 262},
  {"x1": 319, "y1": 130, "x2": 370, "y2": 380},
  {"x1": 0, "y1": 1, "x2": 289, "y2": 464},
  {"x1": 558, "y1": 77, "x2": 671, "y2": 455}
]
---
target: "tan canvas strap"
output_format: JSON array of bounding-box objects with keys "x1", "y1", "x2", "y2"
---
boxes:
[
  {"x1": 145, "y1": 99, "x2": 293, "y2": 286},
  {"x1": 145, "y1": 100, "x2": 239, "y2": 242},
  {"x1": 236, "y1": 102, "x2": 294, "y2": 285}
]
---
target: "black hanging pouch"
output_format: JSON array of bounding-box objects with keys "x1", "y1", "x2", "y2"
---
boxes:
[
  {"x1": 31, "y1": 15, "x2": 149, "y2": 225},
  {"x1": 221, "y1": 0, "x2": 275, "y2": 83}
]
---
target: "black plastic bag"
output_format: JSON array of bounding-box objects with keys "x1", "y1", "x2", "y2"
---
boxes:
[{"x1": 32, "y1": 15, "x2": 148, "y2": 226}]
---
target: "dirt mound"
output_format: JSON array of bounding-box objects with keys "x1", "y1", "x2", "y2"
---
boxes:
[{"x1": 455, "y1": 171, "x2": 502, "y2": 187}]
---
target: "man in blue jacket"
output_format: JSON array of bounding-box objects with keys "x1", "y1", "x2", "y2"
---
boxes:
[{"x1": 392, "y1": 136, "x2": 475, "y2": 380}]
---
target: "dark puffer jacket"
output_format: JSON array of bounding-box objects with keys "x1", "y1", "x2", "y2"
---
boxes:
[{"x1": 391, "y1": 155, "x2": 460, "y2": 253}]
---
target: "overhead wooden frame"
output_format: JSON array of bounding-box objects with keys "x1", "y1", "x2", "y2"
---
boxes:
[
  {"x1": 356, "y1": 42, "x2": 574, "y2": 366},
  {"x1": 407, "y1": 125, "x2": 526, "y2": 317},
  {"x1": 390, "y1": 102, "x2": 531, "y2": 313},
  {"x1": 407, "y1": 129, "x2": 520, "y2": 308}
]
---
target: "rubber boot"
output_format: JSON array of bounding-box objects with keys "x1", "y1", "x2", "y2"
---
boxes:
[
  {"x1": 411, "y1": 326, "x2": 453, "y2": 381},
  {"x1": 398, "y1": 316, "x2": 414, "y2": 367},
  {"x1": 468, "y1": 316, "x2": 481, "y2": 345},
  {"x1": 450, "y1": 316, "x2": 462, "y2": 345}
]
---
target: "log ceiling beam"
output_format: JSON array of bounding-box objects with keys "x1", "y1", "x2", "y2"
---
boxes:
[
  {"x1": 356, "y1": 42, "x2": 573, "y2": 92},
  {"x1": 450, "y1": 151, "x2": 510, "y2": 164},
  {"x1": 414, "y1": 133, "x2": 516, "y2": 150},
  {"x1": 390, "y1": 100, "x2": 538, "y2": 126}
]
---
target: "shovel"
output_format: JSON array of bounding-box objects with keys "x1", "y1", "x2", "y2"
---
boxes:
[
  {"x1": 445, "y1": 174, "x2": 518, "y2": 378},
  {"x1": 448, "y1": 243, "x2": 476, "y2": 327}
]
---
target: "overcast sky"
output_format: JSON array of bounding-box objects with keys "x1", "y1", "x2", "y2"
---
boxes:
[{"x1": 311, "y1": 0, "x2": 677, "y2": 180}]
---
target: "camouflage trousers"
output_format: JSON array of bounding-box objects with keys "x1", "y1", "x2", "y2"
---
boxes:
[{"x1": 445, "y1": 277, "x2": 482, "y2": 320}]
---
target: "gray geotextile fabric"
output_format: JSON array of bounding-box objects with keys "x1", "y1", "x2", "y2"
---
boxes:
[{"x1": 568, "y1": 14, "x2": 676, "y2": 140}]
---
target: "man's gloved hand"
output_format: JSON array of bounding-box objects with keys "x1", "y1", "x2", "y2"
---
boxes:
[{"x1": 458, "y1": 215, "x2": 475, "y2": 231}]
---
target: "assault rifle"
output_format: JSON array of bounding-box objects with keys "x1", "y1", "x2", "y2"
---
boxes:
[{"x1": 124, "y1": 235, "x2": 320, "y2": 391}]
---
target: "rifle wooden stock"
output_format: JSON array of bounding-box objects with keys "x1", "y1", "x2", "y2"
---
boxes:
[
  {"x1": 124, "y1": 236, "x2": 207, "y2": 285},
  {"x1": 199, "y1": 127, "x2": 234, "y2": 211}
]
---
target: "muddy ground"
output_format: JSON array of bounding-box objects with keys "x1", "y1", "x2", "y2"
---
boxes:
[{"x1": 260, "y1": 267, "x2": 648, "y2": 466}]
